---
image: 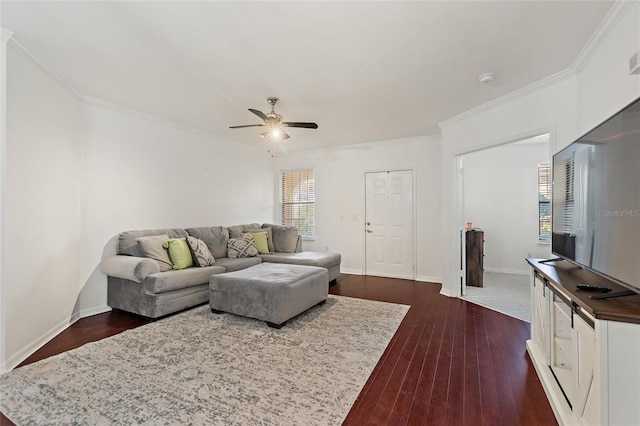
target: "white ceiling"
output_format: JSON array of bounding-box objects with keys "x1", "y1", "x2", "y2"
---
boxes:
[{"x1": 1, "y1": 1, "x2": 614, "y2": 152}]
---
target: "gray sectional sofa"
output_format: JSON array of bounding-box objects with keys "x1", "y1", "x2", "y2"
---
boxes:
[{"x1": 100, "y1": 223, "x2": 341, "y2": 318}]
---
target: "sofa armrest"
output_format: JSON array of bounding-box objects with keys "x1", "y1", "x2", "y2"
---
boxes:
[{"x1": 101, "y1": 255, "x2": 160, "y2": 283}]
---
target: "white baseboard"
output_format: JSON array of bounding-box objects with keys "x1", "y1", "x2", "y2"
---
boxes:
[
  {"x1": 440, "y1": 287, "x2": 452, "y2": 297},
  {"x1": 339, "y1": 271, "x2": 442, "y2": 284},
  {"x1": 416, "y1": 275, "x2": 442, "y2": 284},
  {"x1": 484, "y1": 267, "x2": 529, "y2": 276},
  {"x1": 70, "y1": 305, "x2": 111, "y2": 323},
  {"x1": 339, "y1": 268, "x2": 363, "y2": 276},
  {"x1": 2, "y1": 304, "x2": 112, "y2": 373}
]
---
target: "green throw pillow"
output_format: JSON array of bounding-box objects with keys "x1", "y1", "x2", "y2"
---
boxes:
[
  {"x1": 163, "y1": 238, "x2": 194, "y2": 270},
  {"x1": 251, "y1": 231, "x2": 269, "y2": 254}
]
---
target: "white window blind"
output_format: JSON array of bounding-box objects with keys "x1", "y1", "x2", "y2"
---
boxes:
[
  {"x1": 280, "y1": 169, "x2": 315, "y2": 239},
  {"x1": 538, "y1": 163, "x2": 551, "y2": 243},
  {"x1": 553, "y1": 155, "x2": 575, "y2": 235}
]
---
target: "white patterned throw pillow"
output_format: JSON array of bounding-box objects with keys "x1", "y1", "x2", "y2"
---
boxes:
[
  {"x1": 227, "y1": 233, "x2": 258, "y2": 259},
  {"x1": 186, "y1": 236, "x2": 215, "y2": 267}
]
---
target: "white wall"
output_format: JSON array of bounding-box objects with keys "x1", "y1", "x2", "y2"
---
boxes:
[
  {"x1": 1, "y1": 45, "x2": 274, "y2": 371},
  {"x1": 463, "y1": 142, "x2": 551, "y2": 275},
  {"x1": 439, "y1": 2, "x2": 640, "y2": 297},
  {"x1": 79, "y1": 105, "x2": 274, "y2": 318},
  {"x1": 3, "y1": 44, "x2": 85, "y2": 369},
  {"x1": 0, "y1": 29, "x2": 13, "y2": 377},
  {"x1": 272, "y1": 136, "x2": 442, "y2": 282},
  {"x1": 576, "y1": 2, "x2": 640, "y2": 136},
  {"x1": 78, "y1": 103, "x2": 274, "y2": 314}
]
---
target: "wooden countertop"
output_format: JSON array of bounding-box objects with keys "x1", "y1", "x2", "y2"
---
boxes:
[{"x1": 527, "y1": 258, "x2": 640, "y2": 324}]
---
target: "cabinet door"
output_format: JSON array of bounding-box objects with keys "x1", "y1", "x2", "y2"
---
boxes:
[
  {"x1": 572, "y1": 313, "x2": 600, "y2": 425},
  {"x1": 551, "y1": 293, "x2": 574, "y2": 403},
  {"x1": 532, "y1": 276, "x2": 550, "y2": 364}
]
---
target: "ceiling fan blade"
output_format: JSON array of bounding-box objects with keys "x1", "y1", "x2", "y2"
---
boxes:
[
  {"x1": 229, "y1": 124, "x2": 266, "y2": 129},
  {"x1": 249, "y1": 108, "x2": 268, "y2": 121},
  {"x1": 282, "y1": 122, "x2": 318, "y2": 129}
]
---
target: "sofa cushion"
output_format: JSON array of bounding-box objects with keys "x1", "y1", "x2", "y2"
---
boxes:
[
  {"x1": 186, "y1": 236, "x2": 215, "y2": 267},
  {"x1": 227, "y1": 223, "x2": 261, "y2": 238},
  {"x1": 186, "y1": 226, "x2": 229, "y2": 259},
  {"x1": 136, "y1": 234, "x2": 173, "y2": 272},
  {"x1": 262, "y1": 224, "x2": 299, "y2": 253},
  {"x1": 227, "y1": 233, "x2": 258, "y2": 259},
  {"x1": 214, "y1": 256, "x2": 262, "y2": 272},
  {"x1": 162, "y1": 238, "x2": 194, "y2": 270},
  {"x1": 119, "y1": 228, "x2": 188, "y2": 257},
  {"x1": 143, "y1": 265, "x2": 226, "y2": 294},
  {"x1": 259, "y1": 252, "x2": 341, "y2": 269}
]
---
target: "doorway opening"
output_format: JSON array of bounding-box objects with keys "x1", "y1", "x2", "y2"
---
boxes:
[{"x1": 458, "y1": 133, "x2": 552, "y2": 321}]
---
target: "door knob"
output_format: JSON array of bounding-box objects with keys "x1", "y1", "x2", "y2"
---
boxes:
[{"x1": 366, "y1": 229, "x2": 373, "y2": 233}]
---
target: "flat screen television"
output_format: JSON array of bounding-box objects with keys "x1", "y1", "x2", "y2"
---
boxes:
[{"x1": 551, "y1": 96, "x2": 640, "y2": 297}]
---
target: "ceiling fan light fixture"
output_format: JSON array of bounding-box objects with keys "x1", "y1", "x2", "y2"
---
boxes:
[
  {"x1": 229, "y1": 97, "x2": 318, "y2": 144},
  {"x1": 270, "y1": 127, "x2": 283, "y2": 139}
]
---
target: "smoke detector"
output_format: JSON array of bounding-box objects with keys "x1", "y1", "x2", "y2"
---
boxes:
[{"x1": 478, "y1": 73, "x2": 495, "y2": 83}]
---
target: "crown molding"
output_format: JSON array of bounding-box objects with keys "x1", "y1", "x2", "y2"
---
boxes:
[
  {"x1": 1, "y1": 28, "x2": 14, "y2": 44},
  {"x1": 5, "y1": 34, "x2": 83, "y2": 101},
  {"x1": 82, "y1": 96, "x2": 263, "y2": 153},
  {"x1": 571, "y1": 0, "x2": 635, "y2": 74},
  {"x1": 439, "y1": 1, "x2": 633, "y2": 131},
  {"x1": 271, "y1": 133, "x2": 441, "y2": 158},
  {"x1": 439, "y1": 68, "x2": 575, "y2": 130}
]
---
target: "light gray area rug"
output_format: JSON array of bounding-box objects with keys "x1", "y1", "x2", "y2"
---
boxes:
[
  {"x1": 1, "y1": 295, "x2": 408, "y2": 425},
  {"x1": 462, "y1": 272, "x2": 531, "y2": 322}
]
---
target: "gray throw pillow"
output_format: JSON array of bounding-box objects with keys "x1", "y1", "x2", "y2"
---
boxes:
[
  {"x1": 185, "y1": 226, "x2": 229, "y2": 259},
  {"x1": 263, "y1": 224, "x2": 299, "y2": 253},
  {"x1": 228, "y1": 223, "x2": 261, "y2": 239},
  {"x1": 136, "y1": 234, "x2": 172, "y2": 272},
  {"x1": 227, "y1": 233, "x2": 258, "y2": 259},
  {"x1": 186, "y1": 236, "x2": 215, "y2": 267}
]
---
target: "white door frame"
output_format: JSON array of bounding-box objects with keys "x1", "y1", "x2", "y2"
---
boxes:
[
  {"x1": 364, "y1": 168, "x2": 417, "y2": 280},
  {"x1": 454, "y1": 129, "x2": 555, "y2": 297}
]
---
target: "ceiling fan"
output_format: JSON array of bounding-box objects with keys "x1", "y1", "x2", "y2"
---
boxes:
[{"x1": 230, "y1": 97, "x2": 318, "y2": 140}]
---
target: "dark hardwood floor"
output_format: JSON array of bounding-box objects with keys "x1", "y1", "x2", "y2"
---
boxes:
[{"x1": 1, "y1": 274, "x2": 557, "y2": 426}]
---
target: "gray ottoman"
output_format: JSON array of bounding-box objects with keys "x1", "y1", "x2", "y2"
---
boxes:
[{"x1": 209, "y1": 263, "x2": 328, "y2": 328}]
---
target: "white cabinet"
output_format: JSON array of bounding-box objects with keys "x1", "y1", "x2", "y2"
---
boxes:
[
  {"x1": 531, "y1": 272, "x2": 550, "y2": 363},
  {"x1": 572, "y1": 313, "x2": 599, "y2": 424},
  {"x1": 527, "y1": 259, "x2": 640, "y2": 426}
]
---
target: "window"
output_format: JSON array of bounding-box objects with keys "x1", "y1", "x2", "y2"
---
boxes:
[
  {"x1": 538, "y1": 163, "x2": 551, "y2": 243},
  {"x1": 280, "y1": 169, "x2": 315, "y2": 239},
  {"x1": 553, "y1": 155, "x2": 575, "y2": 235}
]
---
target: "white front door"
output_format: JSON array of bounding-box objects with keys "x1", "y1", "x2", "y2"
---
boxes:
[{"x1": 365, "y1": 170, "x2": 414, "y2": 279}]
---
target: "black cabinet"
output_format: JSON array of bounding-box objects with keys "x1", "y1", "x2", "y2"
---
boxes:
[{"x1": 466, "y1": 230, "x2": 484, "y2": 287}]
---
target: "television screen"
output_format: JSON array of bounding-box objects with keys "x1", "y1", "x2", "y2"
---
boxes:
[{"x1": 552, "y1": 97, "x2": 640, "y2": 294}]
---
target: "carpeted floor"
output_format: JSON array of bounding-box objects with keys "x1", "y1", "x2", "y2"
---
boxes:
[
  {"x1": 462, "y1": 272, "x2": 530, "y2": 322},
  {"x1": 0, "y1": 295, "x2": 409, "y2": 425}
]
